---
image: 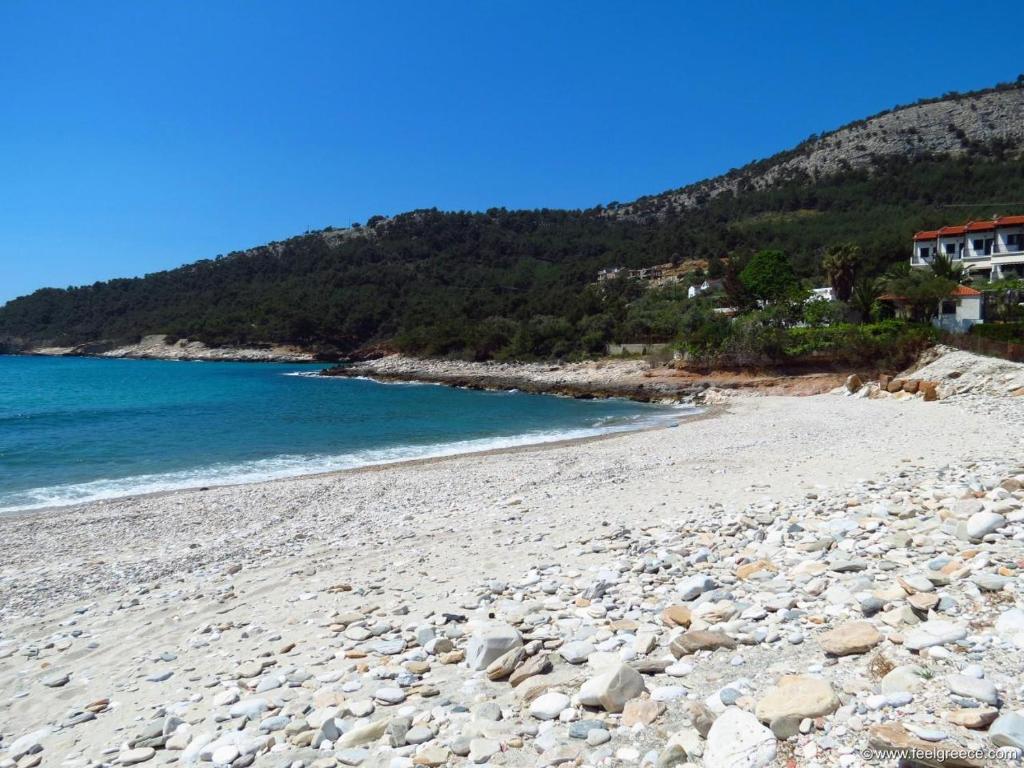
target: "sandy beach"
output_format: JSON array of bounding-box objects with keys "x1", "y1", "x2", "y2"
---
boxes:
[{"x1": 4, "y1": 366, "x2": 1024, "y2": 766}]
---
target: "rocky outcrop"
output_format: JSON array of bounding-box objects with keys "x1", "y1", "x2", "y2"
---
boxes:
[
  {"x1": 27, "y1": 334, "x2": 316, "y2": 363},
  {"x1": 617, "y1": 83, "x2": 1024, "y2": 218}
]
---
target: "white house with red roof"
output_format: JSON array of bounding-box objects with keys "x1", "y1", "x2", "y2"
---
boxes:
[{"x1": 912, "y1": 215, "x2": 1024, "y2": 279}]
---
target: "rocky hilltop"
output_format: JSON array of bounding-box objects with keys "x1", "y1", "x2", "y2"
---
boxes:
[{"x1": 620, "y1": 81, "x2": 1024, "y2": 218}]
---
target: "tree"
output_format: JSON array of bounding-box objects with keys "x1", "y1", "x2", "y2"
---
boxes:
[
  {"x1": 884, "y1": 271, "x2": 956, "y2": 321},
  {"x1": 739, "y1": 250, "x2": 800, "y2": 303},
  {"x1": 929, "y1": 251, "x2": 964, "y2": 281},
  {"x1": 821, "y1": 243, "x2": 861, "y2": 302},
  {"x1": 849, "y1": 277, "x2": 882, "y2": 321}
]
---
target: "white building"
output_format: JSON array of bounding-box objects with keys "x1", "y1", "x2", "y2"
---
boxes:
[{"x1": 912, "y1": 215, "x2": 1024, "y2": 279}]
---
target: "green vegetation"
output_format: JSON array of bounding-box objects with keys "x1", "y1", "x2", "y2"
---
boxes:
[{"x1": 1, "y1": 142, "x2": 1023, "y2": 361}]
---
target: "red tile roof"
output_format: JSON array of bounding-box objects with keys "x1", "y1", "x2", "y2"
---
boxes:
[
  {"x1": 950, "y1": 284, "x2": 982, "y2": 297},
  {"x1": 914, "y1": 214, "x2": 1023, "y2": 241}
]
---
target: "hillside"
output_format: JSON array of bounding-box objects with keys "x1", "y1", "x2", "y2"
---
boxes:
[
  {"x1": 618, "y1": 77, "x2": 1024, "y2": 219},
  {"x1": 3, "y1": 79, "x2": 1024, "y2": 360}
]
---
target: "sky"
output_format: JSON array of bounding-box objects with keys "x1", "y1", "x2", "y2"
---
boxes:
[{"x1": 1, "y1": 1, "x2": 1022, "y2": 304}]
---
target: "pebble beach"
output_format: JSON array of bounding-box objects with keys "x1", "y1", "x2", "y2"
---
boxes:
[{"x1": 4, "y1": 349, "x2": 1024, "y2": 768}]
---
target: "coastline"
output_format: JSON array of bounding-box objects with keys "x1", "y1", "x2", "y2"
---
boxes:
[
  {"x1": 323, "y1": 353, "x2": 848, "y2": 402},
  {"x1": 0, "y1": 403, "x2": 708, "y2": 518},
  {"x1": 3, "y1": 389, "x2": 1024, "y2": 765},
  {"x1": 20, "y1": 333, "x2": 317, "y2": 363}
]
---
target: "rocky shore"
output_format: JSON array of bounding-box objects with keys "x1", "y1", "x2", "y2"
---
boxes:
[
  {"x1": 26, "y1": 335, "x2": 315, "y2": 363},
  {"x1": 4, "y1": 351, "x2": 1024, "y2": 767},
  {"x1": 321, "y1": 355, "x2": 846, "y2": 403}
]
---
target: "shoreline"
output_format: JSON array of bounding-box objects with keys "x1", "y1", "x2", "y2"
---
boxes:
[
  {"x1": 0, "y1": 404, "x2": 710, "y2": 519},
  {"x1": 3, "y1": 390, "x2": 1024, "y2": 765},
  {"x1": 323, "y1": 354, "x2": 848, "y2": 403}
]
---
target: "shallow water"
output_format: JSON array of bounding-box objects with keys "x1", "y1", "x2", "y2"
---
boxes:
[{"x1": 0, "y1": 355, "x2": 688, "y2": 511}]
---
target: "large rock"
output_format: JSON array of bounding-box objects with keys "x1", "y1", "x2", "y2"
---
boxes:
[
  {"x1": 703, "y1": 708, "x2": 777, "y2": 768},
  {"x1": 946, "y1": 674, "x2": 998, "y2": 706},
  {"x1": 670, "y1": 630, "x2": 735, "y2": 657},
  {"x1": 754, "y1": 675, "x2": 840, "y2": 723},
  {"x1": 465, "y1": 623, "x2": 522, "y2": 671},
  {"x1": 904, "y1": 620, "x2": 967, "y2": 651},
  {"x1": 818, "y1": 621, "x2": 881, "y2": 656},
  {"x1": 965, "y1": 511, "x2": 1006, "y2": 540},
  {"x1": 989, "y1": 712, "x2": 1024, "y2": 749},
  {"x1": 578, "y1": 663, "x2": 645, "y2": 713},
  {"x1": 529, "y1": 692, "x2": 570, "y2": 721}
]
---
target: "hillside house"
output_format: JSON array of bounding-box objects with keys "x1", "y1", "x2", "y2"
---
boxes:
[
  {"x1": 879, "y1": 284, "x2": 984, "y2": 333},
  {"x1": 912, "y1": 215, "x2": 1024, "y2": 279}
]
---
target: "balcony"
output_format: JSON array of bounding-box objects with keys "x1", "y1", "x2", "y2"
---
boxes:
[{"x1": 991, "y1": 249, "x2": 1024, "y2": 267}]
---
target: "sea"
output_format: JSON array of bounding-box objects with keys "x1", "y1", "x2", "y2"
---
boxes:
[{"x1": 0, "y1": 355, "x2": 688, "y2": 512}]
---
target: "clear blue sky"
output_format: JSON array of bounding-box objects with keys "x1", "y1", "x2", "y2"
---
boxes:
[{"x1": 1, "y1": 1, "x2": 1021, "y2": 304}]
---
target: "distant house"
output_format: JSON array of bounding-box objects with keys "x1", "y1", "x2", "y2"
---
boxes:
[
  {"x1": 879, "y1": 284, "x2": 983, "y2": 333},
  {"x1": 597, "y1": 267, "x2": 624, "y2": 282},
  {"x1": 687, "y1": 278, "x2": 724, "y2": 299},
  {"x1": 808, "y1": 287, "x2": 836, "y2": 302},
  {"x1": 912, "y1": 215, "x2": 1024, "y2": 280}
]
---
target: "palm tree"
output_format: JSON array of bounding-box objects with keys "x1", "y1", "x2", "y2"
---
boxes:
[
  {"x1": 821, "y1": 243, "x2": 861, "y2": 302},
  {"x1": 929, "y1": 251, "x2": 964, "y2": 282},
  {"x1": 849, "y1": 276, "x2": 882, "y2": 321}
]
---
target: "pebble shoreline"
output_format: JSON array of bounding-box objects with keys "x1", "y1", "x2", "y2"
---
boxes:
[{"x1": 4, "y1": 352, "x2": 1024, "y2": 768}]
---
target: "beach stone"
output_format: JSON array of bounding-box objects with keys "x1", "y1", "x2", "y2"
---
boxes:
[
  {"x1": 337, "y1": 719, "x2": 390, "y2": 748},
  {"x1": 530, "y1": 692, "x2": 570, "y2": 720},
  {"x1": 558, "y1": 641, "x2": 594, "y2": 665},
  {"x1": 904, "y1": 620, "x2": 967, "y2": 651},
  {"x1": 485, "y1": 645, "x2": 524, "y2": 680},
  {"x1": 375, "y1": 686, "x2": 406, "y2": 705},
  {"x1": 210, "y1": 745, "x2": 239, "y2": 764},
  {"x1": 586, "y1": 729, "x2": 611, "y2": 746},
  {"x1": 568, "y1": 720, "x2": 604, "y2": 739},
  {"x1": 946, "y1": 708, "x2": 999, "y2": 729},
  {"x1": 413, "y1": 746, "x2": 450, "y2": 767},
  {"x1": 989, "y1": 712, "x2": 1024, "y2": 749},
  {"x1": 661, "y1": 605, "x2": 692, "y2": 628},
  {"x1": 965, "y1": 511, "x2": 1005, "y2": 539},
  {"x1": 404, "y1": 727, "x2": 433, "y2": 746},
  {"x1": 120, "y1": 747, "x2": 155, "y2": 765},
  {"x1": 336, "y1": 748, "x2": 368, "y2": 766},
  {"x1": 670, "y1": 630, "x2": 735, "y2": 657},
  {"x1": 42, "y1": 672, "x2": 70, "y2": 688},
  {"x1": 881, "y1": 664, "x2": 927, "y2": 693},
  {"x1": 754, "y1": 676, "x2": 840, "y2": 723},
  {"x1": 703, "y1": 708, "x2": 776, "y2": 768},
  {"x1": 578, "y1": 662, "x2": 645, "y2": 713},
  {"x1": 7, "y1": 728, "x2": 52, "y2": 760},
  {"x1": 818, "y1": 621, "x2": 881, "y2": 656},
  {"x1": 465, "y1": 623, "x2": 522, "y2": 671},
  {"x1": 622, "y1": 698, "x2": 665, "y2": 726},
  {"x1": 468, "y1": 738, "x2": 500, "y2": 763},
  {"x1": 509, "y1": 653, "x2": 551, "y2": 687},
  {"x1": 971, "y1": 573, "x2": 1011, "y2": 591},
  {"x1": 677, "y1": 575, "x2": 714, "y2": 601},
  {"x1": 946, "y1": 674, "x2": 998, "y2": 705},
  {"x1": 229, "y1": 698, "x2": 269, "y2": 719}
]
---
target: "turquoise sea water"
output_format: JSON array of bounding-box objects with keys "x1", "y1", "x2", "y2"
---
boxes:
[{"x1": 0, "y1": 355, "x2": 687, "y2": 512}]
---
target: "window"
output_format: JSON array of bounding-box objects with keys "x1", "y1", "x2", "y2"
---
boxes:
[
  {"x1": 986, "y1": 238, "x2": 995, "y2": 255},
  {"x1": 973, "y1": 239, "x2": 984, "y2": 251},
  {"x1": 919, "y1": 246, "x2": 931, "y2": 260},
  {"x1": 945, "y1": 242, "x2": 956, "y2": 255},
  {"x1": 1007, "y1": 233, "x2": 1023, "y2": 251}
]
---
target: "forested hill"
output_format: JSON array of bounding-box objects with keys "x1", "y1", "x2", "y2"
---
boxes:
[{"x1": 2, "y1": 80, "x2": 1024, "y2": 360}]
